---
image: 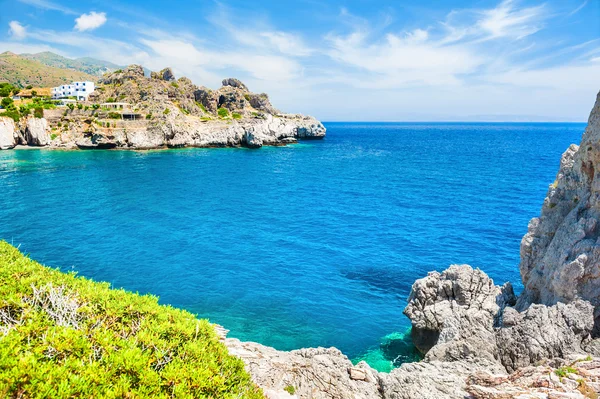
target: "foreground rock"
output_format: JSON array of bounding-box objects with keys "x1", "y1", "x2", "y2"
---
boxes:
[{"x1": 24, "y1": 117, "x2": 50, "y2": 146}]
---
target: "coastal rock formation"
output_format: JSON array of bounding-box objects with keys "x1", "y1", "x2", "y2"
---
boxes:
[
  {"x1": 5, "y1": 64, "x2": 324, "y2": 150},
  {"x1": 403, "y1": 265, "x2": 515, "y2": 363},
  {"x1": 0, "y1": 117, "x2": 17, "y2": 149},
  {"x1": 24, "y1": 117, "x2": 50, "y2": 146},
  {"x1": 519, "y1": 91, "x2": 600, "y2": 308}
]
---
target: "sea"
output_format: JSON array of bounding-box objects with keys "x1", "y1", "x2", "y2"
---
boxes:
[{"x1": 0, "y1": 122, "x2": 586, "y2": 372}]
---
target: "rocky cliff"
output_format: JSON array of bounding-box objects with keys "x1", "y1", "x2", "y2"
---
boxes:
[
  {"x1": 217, "y1": 92, "x2": 600, "y2": 398},
  {"x1": 0, "y1": 65, "x2": 325, "y2": 150}
]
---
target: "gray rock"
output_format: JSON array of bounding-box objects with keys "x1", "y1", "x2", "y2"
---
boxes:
[
  {"x1": 222, "y1": 78, "x2": 249, "y2": 91},
  {"x1": 24, "y1": 117, "x2": 50, "y2": 146},
  {"x1": 0, "y1": 117, "x2": 17, "y2": 149},
  {"x1": 403, "y1": 265, "x2": 515, "y2": 363},
  {"x1": 519, "y1": 90, "x2": 600, "y2": 309},
  {"x1": 151, "y1": 67, "x2": 176, "y2": 82},
  {"x1": 496, "y1": 300, "x2": 595, "y2": 372}
]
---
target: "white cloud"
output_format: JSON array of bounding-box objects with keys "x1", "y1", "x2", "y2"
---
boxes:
[
  {"x1": 74, "y1": 12, "x2": 107, "y2": 32},
  {"x1": 476, "y1": 0, "x2": 545, "y2": 40},
  {"x1": 8, "y1": 21, "x2": 27, "y2": 40},
  {"x1": 17, "y1": 0, "x2": 77, "y2": 15}
]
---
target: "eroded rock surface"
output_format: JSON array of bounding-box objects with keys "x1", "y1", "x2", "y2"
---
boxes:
[
  {"x1": 519, "y1": 91, "x2": 600, "y2": 308},
  {"x1": 24, "y1": 117, "x2": 50, "y2": 146},
  {"x1": 0, "y1": 117, "x2": 16, "y2": 149}
]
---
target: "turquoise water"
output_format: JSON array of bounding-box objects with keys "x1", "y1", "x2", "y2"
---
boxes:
[{"x1": 0, "y1": 122, "x2": 586, "y2": 371}]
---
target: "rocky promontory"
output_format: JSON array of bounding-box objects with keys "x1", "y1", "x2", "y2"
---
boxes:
[
  {"x1": 0, "y1": 65, "x2": 325, "y2": 150},
  {"x1": 215, "y1": 92, "x2": 600, "y2": 398}
]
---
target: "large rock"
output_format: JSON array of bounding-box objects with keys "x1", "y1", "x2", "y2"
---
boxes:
[
  {"x1": 496, "y1": 300, "x2": 595, "y2": 372},
  {"x1": 519, "y1": 90, "x2": 600, "y2": 308},
  {"x1": 24, "y1": 117, "x2": 50, "y2": 146},
  {"x1": 222, "y1": 78, "x2": 249, "y2": 92},
  {"x1": 403, "y1": 265, "x2": 515, "y2": 362},
  {"x1": 0, "y1": 117, "x2": 17, "y2": 149},
  {"x1": 151, "y1": 67, "x2": 175, "y2": 82}
]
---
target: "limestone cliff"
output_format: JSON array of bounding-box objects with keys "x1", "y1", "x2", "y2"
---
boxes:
[{"x1": 0, "y1": 65, "x2": 325, "y2": 150}]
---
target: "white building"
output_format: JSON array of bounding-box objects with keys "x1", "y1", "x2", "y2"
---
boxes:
[{"x1": 51, "y1": 81, "x2": 95, "y2": 101}]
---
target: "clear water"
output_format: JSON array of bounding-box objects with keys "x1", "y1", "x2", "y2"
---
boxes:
[{"x1": 0, "y1": 122, "x2": 586, "y2": 371}]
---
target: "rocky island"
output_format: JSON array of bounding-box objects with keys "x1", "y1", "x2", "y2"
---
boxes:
[{"x1": 0, "y1": 65, "x2": 325, "y2": 150}]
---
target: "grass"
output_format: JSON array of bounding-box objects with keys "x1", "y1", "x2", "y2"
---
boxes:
[
  {"x1": 232, "y1": 113, "x2": 242, "y2": 120},
  {"x1": 555, "y1": 366, "x2": 577, "y2": 378},
  {"x1": 217, "y1": 107, "x2": 229, "y2": 118},
  {"x1": 0, "y1": 241, "x2": 262, "y2": 399},
  {"x1": 284, "y1": 385, "x2": 296, "y2": 395}
]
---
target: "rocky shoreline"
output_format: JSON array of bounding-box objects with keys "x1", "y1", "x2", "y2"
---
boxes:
[
  {"x1": 0, "y1": 66, "x2": 326, "y2": 150},
  {"x1": 215, "y1": 91, "x2": 600, "y2": 399}
]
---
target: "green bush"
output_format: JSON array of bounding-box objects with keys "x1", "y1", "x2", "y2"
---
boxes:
[
  {"x1": 77, "y1": 103, "x2": 83, "y2": 110},
  {"x1": 146, "y1": 113, "x2": 152, "y2": 120},
  {"x1": 108, "y1": 112, "x2": 121, "y2": 119},
  {"x1": 50, "y1": 133, "x2": 58, "y2": 140},
  {"x1": 2, "y1": 110, "x2": 20, "y2": 122},
  {"x1": 106, "y1": 98, "x2": 116, "y2": 103},
  {"x1": 232, "y1": 113, "x2": 242, "y2": 120},
  {"x1": 92, "y1": 104, "x2": 100, "y2": 110},
  {"x1": 67, "y1": 104, "x2": 75, "y2": 111},
  {"x1": 1, "y1": 97, "x2": 13, "y2": 108},
  {"x1": 163, "y1": 108, "x2": 170, "y2": 115},
  {"x1": 284, "y1": 385, "x2": 296, "y2": 395},
  {"x1": 33, "y1": 107, "x2": 44, "y2": 119},
  {"x1": 171, "y1": 82, "x2": 179, "y2": 89},
  {"x1": 31, "y1": 90, "x2": 37, "y2": 97},
  {"x1": 0, "y1": 241, "x2": 262, "y2": 398},
  {"x1": 217, "y1": 107, "x2": 229, "y2": 118},
  {"x1": 26, "y1": 85, "x2": 33, "y2": 89}
]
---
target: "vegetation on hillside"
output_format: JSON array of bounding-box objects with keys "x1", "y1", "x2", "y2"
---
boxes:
[
  {"x1": 0, "y1": 52, "x2": 97, "y2": 88},
  {"x1": 21, "y1": 52, "x2": 123, "y2": 77},
  {"x1": 0, "y1": 242, "x2": 262, "y2": 398}
]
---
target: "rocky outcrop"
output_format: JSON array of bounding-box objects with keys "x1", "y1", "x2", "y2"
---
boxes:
[
  {"x1": 0, "y1": 117, "x2": 17, "y2": 149},
  {"x1": 222, "y1": 78, "x2": 249, "y2": 91},
  {"x1": 519, "y1": 91, "x2": 600, "y2": 309},
  {"x1": 403, "y1": 265, "x2": 515, "y2": 363},
  {"x1": 151, "y1": 67, "x2": 175, "y2": 81},
  {"x1": 24, "y1": 117, "x2": 50, "y2": 146}
]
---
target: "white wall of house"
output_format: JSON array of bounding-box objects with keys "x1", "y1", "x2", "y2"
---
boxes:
[{"x1": 51, "y1": 81, "x2": 95, "y2": 100}]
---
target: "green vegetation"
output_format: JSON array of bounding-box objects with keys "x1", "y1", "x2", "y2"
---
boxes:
[
  {"x1": 1, "y1": 110, "x2": 20, "y2": 123},
  {"x1": 50, "y1": 133, "x2": 58, "y2": 140},
  {"x1": 0, "y1": 242, "x2": 262, "y2": 398},
  {"x1": 92, "y1": 104, "x2": 100, "y2": 110},
  {"x1": 217, "y1": 107, "x2": 230, "y2": 118},
  {"x1": 555, "y1": 366, "x2": 577, "y2": 378},
  {"x1": 107, "y1": 112, "x2": 121, "y2": 119},
  {"x1": 0, "y1": 52, "x2": 97, "y2": 88},
  {"x1": 163, "y1": 108, "x2": 171, "y2": 115},
  {"x1": 284, "y1": 385, "x2": 296, "y2": 395},
  {"x1": 232, "y1": 113, "x2": 242, "y2": 120},
  {"x1": 196, "y1": 102, "x2": 208, "y2": 114},
  {"x1": 171, "y1": 82, "x2": 179, "y2": 89},
  {"x1": 33, "y1": 107, "x2": 44, "y2": 119},
  {"x1": 244, "y1": 94, "x2": 251, "y2": 102},
  {"x1": 106, "y1": 98, "x2": 116, "y2": 103},
  {"x1": 77, "y1": 103, "x2": 83, "y2": 110},
  {"x1": 0, "y1": 82, "x2": 18, "y2": 97},
  {"x1": 146, "y1": 113, "x2": 152, "y2": 120},
  {"x1": 1, "y1": 97, "x2": 13, "y2": 108}
]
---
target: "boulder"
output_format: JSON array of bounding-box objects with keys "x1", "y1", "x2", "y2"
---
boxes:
[
  {"x1": 151, "y1": 68, "x2": 176, "y2": 82},
  {"x1": 0, "y1": 117, "x2": 17, "y2": 149},
  {"x1": 519, "y1": 90, "x2": 600, "y2": 308},
  {"x1": 24, "y1": 118, "x2": 50, "y2": 146},
  {"x1": 403, "y1": 265, "x2": 515, "y2": 363},
  {"x1": 222, "y1": 78, "x2": 249, "y2": 92}
]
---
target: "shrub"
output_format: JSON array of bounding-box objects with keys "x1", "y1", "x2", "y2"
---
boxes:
[
  {"x1": 31, "y1": 90, "x2": 37, "y2": 97},
  {"x1": 196, "y1": 102, "x2": 208, "y2": 113},
  {"x1": 163, "y1": 108, "x2": 170, "y2": 115},
  {"x1": 217, "y1": 107, "x2": 229, "y2": 118},
  {"x1": 108, "y1": 112, "x2": 121, "y2": 119},
  {"x1": 77, "y1": 103, "x2": 83, "y2": 110},
  {"x1": 57, "y1": 122, "x2": 62, "y2": 127},
  {"x1": 92, "y1": 104, "x2": 100, "y2": 110},
  {"x1": 113, "y1": 69, "x2": 123, "y2": 73},
  {"x1": 26, "y1": 85, "x2": 33, "y2": 89},
  {"x1": 106, "y1": 98, "x2": 116, "y2": 103},
  {"x1": 0, "y1": 242, "x2": 263, "y2": 398},
  {"x1": 50, "y1": 133, "x2": 58, "y2": 140},
  {"x1": 1, "y1": 97, "x2": 13, "y2": 108},
  {"x1": 146, "y1": 113, "x2": 152, "y2": 120},
  {"x1": 33, "y1": 107, "x2": 44, "y2": 119},
  {"x1": 171, "y1": 82, "x2": 179, "y2": 88},
  {"x1": 84, "y1": 106, "x2": 89, "y2": 111},
  {"x1": 244, "y1": 94, "x2": 251, "y2": 102},
  {"x1": 232, "y1": 112, "x2": 242, "y2": 120},
  {"x1": 2, "y1": 110, "x2": 20, "y2": 122},
  {"x1": 284, "y1": 386, "x2": 296, "y2": 395}
]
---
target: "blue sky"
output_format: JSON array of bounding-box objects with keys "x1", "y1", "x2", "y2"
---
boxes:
[{"x1": 2, "y1": 0, "x2": 600, "y2": 121}]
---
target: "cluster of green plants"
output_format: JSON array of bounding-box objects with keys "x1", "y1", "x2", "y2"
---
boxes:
[
  {"x1": 107, "y1": 112, "x2": 121, "y2": 119},
  {"x1": 232, "y1": 113, "x2": 242, "y2": 120},
  {"x1": 0, "y1": 241, "x2": 263, "y2": 398},
  {"x1": 0, "y1": 83, "x2": 19, "y2": 97},
  {"x1": 555, "y1": 366, "x2": 577, "y2": 378},
  {"x1": 217, "y1": 107, "x2": 230, "y2": 118},
  {"x1": 196, "y1": 102, "x2": 208, "y2": 114}
]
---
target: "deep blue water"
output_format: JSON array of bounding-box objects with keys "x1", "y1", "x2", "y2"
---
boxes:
[{"x1": 0, "y1": 122, "x2": 586, "y2": 371}]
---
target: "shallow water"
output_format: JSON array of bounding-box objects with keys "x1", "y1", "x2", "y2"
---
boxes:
[{"x1": 0, "y1": 122, "x2": 585, "y2": 371}]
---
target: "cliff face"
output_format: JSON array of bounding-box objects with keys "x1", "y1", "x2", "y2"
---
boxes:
[
  {"x1": 0, "y1": 65, "x2": 325, "y2": 150},
  {"x1": 519, "y1": 91, "x2": 600, "y2": 309}
]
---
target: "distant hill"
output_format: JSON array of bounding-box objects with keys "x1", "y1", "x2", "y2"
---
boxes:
[
  {"x1": 0, "y1": 52, "x2": 98, "y2": 88},
  {"x1": 21, "y1": 51, "x2": 122, "y2": 77}
]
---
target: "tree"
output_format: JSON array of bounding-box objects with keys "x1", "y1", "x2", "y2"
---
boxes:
[
  {"x1": 31, "y1": 90, "x2": 38, "y2": 97},
  {"x1": 1, "y1": 97, "x2": 13, "y2": 108},
  {"x1": 26, "y1": 85, "x2": 33, "y2": 90}
]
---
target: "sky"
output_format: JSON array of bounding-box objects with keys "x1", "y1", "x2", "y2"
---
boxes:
[{"x1": 1, "y1": 0, "x2": 600, "y2": 121}]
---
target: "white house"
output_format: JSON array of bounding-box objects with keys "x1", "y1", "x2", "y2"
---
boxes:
[{"x1": 51, "y1": 81, "x2": 95, "y2": 101}]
